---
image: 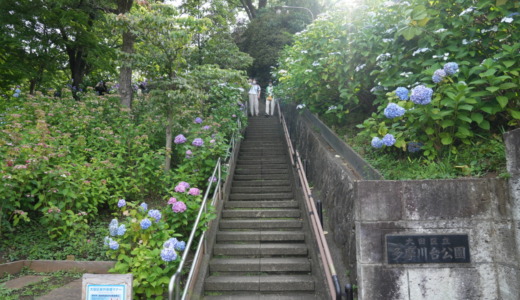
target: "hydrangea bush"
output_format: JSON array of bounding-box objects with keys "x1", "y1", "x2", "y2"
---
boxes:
[{"x1": 274, "y1": 0, "x2": 519, "y2": 161}]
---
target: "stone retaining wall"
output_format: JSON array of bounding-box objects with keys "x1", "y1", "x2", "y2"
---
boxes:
[{"x1": 282, "y1": 105, "x2": 520, "y2": 299}]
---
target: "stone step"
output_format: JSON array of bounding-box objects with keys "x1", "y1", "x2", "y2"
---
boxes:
[
  {"x1": 239, "y1": 149, "x2": 286, "y2": 155},
  {"x1": 236, "y1": 159, "x2": 288, "y2": 165},
  {"x1": 235, "y1": 168, "x2": 289, "y2": 175},
  {"x1": 204, "y1": 275, "x2": 315, "y2": 292},
  {"x1": 231, "y1": 186, "x2": 292, "y2": 194},
  {"x1": 235, "y1": 163, "x2": 288, "y2": 170},
  {"x1": 216, "y1": 231, "x2": 305, "y2": 242},
  {"x1": 225, "y1": 201, "x2": 298, "y2": 209},
  {"x1": 209, "y1": 258, "x2": 311, "y2": 273},
  {"x1": 233, "y1": 174, "x2": 290, "y2": 181},
  {"x1": 213, "y1": 243, "x2": 308, "y2": 257},
  {"x1": 231, "y1": 180, "x2": 290, "y2": 187},
  {"x1": 222, "y1": 209, "x2": 300, "y2": 219},
  {"x1": 229, "y1": 193, "x2": 294, "y2": 201},
  {"x1": 238, "y1": 153, "x2": 287, "y2": 159},
  {"x1": 204, "y1": 294, "x2": 318, "y2": 300},
  {"x1": 219, "y1": 219, "x2": 302, "y2": 229}
]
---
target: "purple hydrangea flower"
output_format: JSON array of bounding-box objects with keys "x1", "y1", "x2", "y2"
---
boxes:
[
  {"x1": 172, "y1": 201, "x2": 187, "y2": 213},
  {"x1": 395, "y1": 87, "x2": 409, "y2": 101},
  {"x1": 194, "y1": 117, "x2": 203, "y2": 124},
  {"x1": 174, "y1": 241, "x2": 186, "y2": 251},
  {"x1": 148, "y1": 209, "x2": 162, "y2": 222},
  {"x1": 174, "y1": 134, "x2": 187, "y2": 144},
  {"x1": 443, "y1": 62, "x2": 459, "y2": 76},
  {"x1": 109, "y1": 240, "x2": 119, "y2": 250},
  {"x1": 192, "y1": 138, "x2": 204, "y2": 147},
  {"x1": 188, "y1": 188, "x2": 200, "y2": 196},
  {"x1": 371, "y1": 137, "x2": 384, "y2": 149},
  {"x1": 109, "y1": 219, "x2": 119, "y2": 236},
  {"x1": 167, "y1": 197, "x2": 177, "y2": 204},
  {"x1": 382, "y1": 134, "x2": 396, "y2": 146},
  {"x1": 432, "y1": 69, "x2": 446, "y2": 83},
  {"x1": 117, "y1": 224, "x2": 126, "y2": 236},
  {"x1": 410, "y1": 85, "x2": 433, "y2": 105},
  {"x1": 232, "y1": 114, "x2": 236, "y2": 118},
  {"x1": 175, "y1": 182, "x2": 190, "y2": 193},
  {"x1": 210, "y1": 139, "x2": 215, "y2": 144},
  {"x1": 383, "y1": 103, "x2": 405, "y2": 118},
  {"x1": 140, "y1": 218, "x2": 152, "y2": 229},
  {"x1": 117, "y1": 199, "x2": 126, "y2": 208},
  {"x1": 203, "y1": 125, "x2": 211, "y2": 130},
  {"x1": 163, "y1": 238, "x2": 179, "y2": 249},
  {"x1": 160, "y1": 247, "x2": 178, "y2": 262},
  {"x1": 186, "y1": 150, "x2": 192, "y2": 159},
  {"x1": 140, "y1": 202, "x2": 148, "y2": 212},
  {"x1": 208, "y1": 176, "x2": 217, "y2": 182},
  {"x1": 407, "y1": 142, "x2": 423, "y2": 153}
]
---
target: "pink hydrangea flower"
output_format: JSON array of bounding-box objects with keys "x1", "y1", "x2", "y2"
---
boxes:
[
  {"x1": 188, "y1": 188, "x2": 200, "y2": 196},
  {"x1": 172, "y1": 201, "x2": 187, "y2": 213},
  {"x1": 167, "y1": 197, "x2": 177, "y2": 204},
  {"x1": 174, "y1": 181, "x2": 190, "y2": 193}
]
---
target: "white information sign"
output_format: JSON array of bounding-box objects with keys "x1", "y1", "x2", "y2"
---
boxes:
[{"x1": 82, "y1": 274, "x2": 133, "y2": 300}]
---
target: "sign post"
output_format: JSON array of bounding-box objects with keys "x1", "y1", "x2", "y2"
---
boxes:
[{"x1": 82, "y1": 274, "x2": 133, "y2": 300}]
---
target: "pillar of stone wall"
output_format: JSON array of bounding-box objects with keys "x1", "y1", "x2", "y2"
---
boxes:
[{"x1": 504, "y1": 127, "x2": 520, "y2": 294}]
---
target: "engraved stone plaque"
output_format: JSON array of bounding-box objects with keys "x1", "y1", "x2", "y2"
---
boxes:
[{"x1": 386, "y1": 234, "x2": 470, "y2": 264}]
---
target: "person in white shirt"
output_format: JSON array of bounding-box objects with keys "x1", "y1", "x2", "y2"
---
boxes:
[
  {"x1": 248, "y1": 79, "x2": 261, "y2": 116},
  {"x1": 265, "y1": 81, "x2": 275, "y2": 117}
]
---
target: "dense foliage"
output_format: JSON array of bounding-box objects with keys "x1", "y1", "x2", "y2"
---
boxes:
[{"x1": 275, "y1": 0, "x2": 519, "y2": 177}]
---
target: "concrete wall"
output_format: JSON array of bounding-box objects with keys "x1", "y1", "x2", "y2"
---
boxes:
[{"x1": 282, "y1": 105, "x2": 520, "y2": 300}]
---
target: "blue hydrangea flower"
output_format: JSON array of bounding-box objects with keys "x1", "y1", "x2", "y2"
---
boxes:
[
  {"x1": 163, "y1": 238, "x2": 179, "y2": 249},
  {"x1": 194, "y1": 117, "x2": 203, "y2": 124},
  {"x1": 117, "y1": 224, "x2": 126, "y2": 236},
  {"x1": 109, "y1": 219, "x2": 119, "y2": 236},
  {"x1": 407, "y1": 142, "x2": 423, "y2": 153},
  {"x1": 174, "y1": 241, "x2": 186, "y2": 252},
  {"x1": 383, "y1": 103, "x2": 406, "y2": 118},
  {"x1": 140, "y1": 218, "x2": 152, "y2": 230},
  {"x1": 140, "y1": 202, "x2": 148, "y2": 212},
  {"x1": 109, "y1": 240, "x2": 119, "y2": 250},
  {"x1": 148, "y1": 209, "x2": 162, "y2": 222},
  {"x1": 382, "y1": 134, "x2": 396, "y2": 146},
  {"x1": 395, "y1": 87, "x2": 409, "y2": 101},
  {"x1": 192, "y1": 138, "x2": 204, "y2": 147},
  {"x1": 410, "y1": 85, "x2": 433, "y2": 105},
  {"x1": 160, "y1": 248, "x2": 178, "y2": 262},
  {"x1": 443, "y1": 62, "x2": 459, "y2": 76},
  {"x1": 174, "y1": 134, "x2": 187, "y2": 144},
  {"x1": 104, "y1": 236, "x2": 111, "y2": 246},
  {"x1": 432, "y1": 69, "x2": 446, "y2": 83},
  {"x1": 371, "y1": 137, "x2": 384, "y2": 149},
  {"x1": 117, "y1": 199, "x2": 126, "y2": 208}
]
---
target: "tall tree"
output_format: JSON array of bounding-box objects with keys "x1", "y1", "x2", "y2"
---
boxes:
[{"x1": 116, "y1": 0, "x2": 134, "y2": 108}]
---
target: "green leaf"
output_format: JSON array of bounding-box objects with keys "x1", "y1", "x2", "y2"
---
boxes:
[
  {"x1": 511, "y1": 110, "x2": 520, "y2": 120},
  {"x1": 486, "y1": 86, "x2": 500, "y2": 93},
  {"x1": 499, "y1": 82, "x2": 517, "y2": 89},
  {"x1": 440, "y1": 120, "x2": 455, "y2": 128},
  {"x1": 479, "y1": 120, "x2": 491, "y2": 130},
  {"x1": 480, "y1": 68, "x2": 496, "y2": 77},
  {"x1": 457, "y1": 114, "x2": 473, "y2": 123},
  {"x1": 471, "y1": 113, "x2": 484, "y2": 124},
  {"x1": 425, "y1": 127, "x2": 435, "y2": 135},
  {"x1": 496, "y1": 96, "x2": 508, "y2": 108},
  {"x1": 458, "y1": 104, "x2": 474, "y2": 111},
  {"x1": 441, "y1": 136, "x2": 453, "y2": 145},
  {"x1": 503, "y1": 60, "x2": 516, "y2": 68},
  {"x1": 457, "y1": 126, "x2": 472, "y2": 137}
]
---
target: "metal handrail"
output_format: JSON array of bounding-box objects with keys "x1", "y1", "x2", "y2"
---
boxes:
[
  {"x1": 168, "y1": 127, "x2": 241, "y2": 300},
  {"x1": 277, "y1": 102, "x2": 342, "y2": 299}
]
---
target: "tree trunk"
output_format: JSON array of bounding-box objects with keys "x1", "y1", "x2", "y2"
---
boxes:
[
  {"x1": 119, "y1": 30, "x2": 135, "y2": 108},
  {"x1": 240, "y1": 0, "x2": 256, "y2": 19},
  {"x1": 164, "y1": 111, "x2": 173, "y2": 172},
  {"x1": 118, "y1": 0, "x2": 134, "y2": 108},
  {"x1": 67, "y1": 47, "x2": 87, "y2": 100}
]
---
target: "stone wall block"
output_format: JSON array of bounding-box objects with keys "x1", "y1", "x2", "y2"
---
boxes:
[
  {"x1": 504, "y1": 128, "x2": 520, "y2": 175},
  {"x1": 402, "y1": 179, "x2": 495, "y2": 220},
  {"x1": 407, "y1": 267, "x2": 482, "y2": 300},
  {"x1": 358, "y1": 265, "x2": 407, "y2": 300},
  {"x1": 355, "y1": 180, "x2": 403, "y2": 221}
]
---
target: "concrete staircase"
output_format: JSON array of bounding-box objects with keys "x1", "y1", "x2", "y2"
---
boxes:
[{"x1": 202, "y1": 116, "x2": 318, "y2": 299}]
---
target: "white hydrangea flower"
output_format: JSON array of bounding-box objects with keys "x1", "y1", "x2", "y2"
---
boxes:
[
  {"x1": 412, "y1": 48, "x2": 430, "y2": 56},
  {"x1": 355, "y1": 64, "x2": 366, "y2": 72},
  {"x1": 434, "y1": 28, "x2": 447, "y2": 33},
  {"x1": 501, "y1": 17, "x2": 513, "y2": 23},
  {"x1": 459, "y1": 6, "x2": 476, "y2": 16}
]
